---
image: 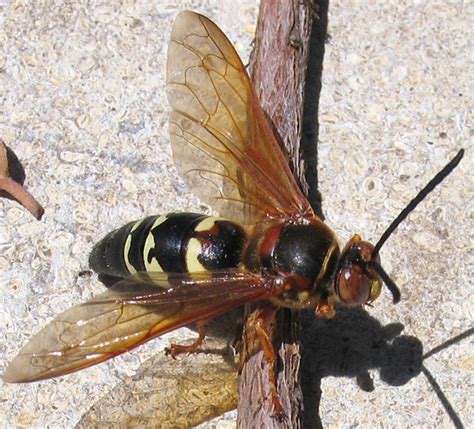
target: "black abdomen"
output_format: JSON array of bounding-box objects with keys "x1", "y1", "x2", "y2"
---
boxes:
[{"x1": 89, "y1": 213, "x2": 247, "y2": 279}]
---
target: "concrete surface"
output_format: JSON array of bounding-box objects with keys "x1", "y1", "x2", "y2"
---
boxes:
[{"x1": 0, "y1": 1, "x2": 472, "y2": 428}]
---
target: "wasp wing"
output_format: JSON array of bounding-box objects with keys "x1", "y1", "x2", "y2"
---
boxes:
[
  {"x1": 167, "y1": 11, "x2": 312, "y2": 223},
  {"x1": 4, "y1": 271, "x2": 271, "y2": 383}
]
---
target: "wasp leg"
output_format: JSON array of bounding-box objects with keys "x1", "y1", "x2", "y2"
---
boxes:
[
  {"x1": 165, "y1": 320, "x2": 206, "y2": 359},
  {"x1": 254, "y1": 308, "x2": 284, "y2": 417}
]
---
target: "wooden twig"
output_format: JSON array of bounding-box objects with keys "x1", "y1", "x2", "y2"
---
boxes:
[{"x1": 237, "y1": 0, "x2": 328, "y2": 427}]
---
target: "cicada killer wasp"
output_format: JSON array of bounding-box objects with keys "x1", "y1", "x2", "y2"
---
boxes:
[{"x1": 4, "y1": 10, "x2": 464, "y2": 416}]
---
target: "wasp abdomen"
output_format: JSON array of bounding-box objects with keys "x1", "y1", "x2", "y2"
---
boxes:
[{"x1": 89, "y1": 212, "x2": 247, "y2": 279}]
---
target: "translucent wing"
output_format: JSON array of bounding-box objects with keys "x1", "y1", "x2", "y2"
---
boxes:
[
  {"x1": 4, "y1": 271, "x2": 271, "y2": 383},
  {"x1": 167, "y1": 11, "x2": 312, "y2": 223}
]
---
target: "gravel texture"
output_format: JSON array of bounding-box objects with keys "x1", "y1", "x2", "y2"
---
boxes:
[{"x1": 0, "y1": 1, "x2": 472, "y2": 428}]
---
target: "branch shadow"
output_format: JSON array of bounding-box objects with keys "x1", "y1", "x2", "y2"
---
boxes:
[{"x1": 301, "y1": 0, "x2": 329, "y2": 220}]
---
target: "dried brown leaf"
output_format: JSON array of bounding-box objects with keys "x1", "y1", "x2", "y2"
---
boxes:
[{"x1": 0, "y1": 139, "x2": 44, "y2": 220}]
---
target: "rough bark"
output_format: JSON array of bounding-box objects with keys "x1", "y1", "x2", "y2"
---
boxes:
[{"x1": 237, "y1": 0, "x2": 329, "y2": 427}]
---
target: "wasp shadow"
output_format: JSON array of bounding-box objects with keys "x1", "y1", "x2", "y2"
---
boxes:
[{"x1": 300, "y1": 307, "x2": 471, "y2": 429}]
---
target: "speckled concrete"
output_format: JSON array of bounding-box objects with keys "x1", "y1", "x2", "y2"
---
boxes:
[{"x1": 0, "y1": 1, "x2": 472, "y2": 428}]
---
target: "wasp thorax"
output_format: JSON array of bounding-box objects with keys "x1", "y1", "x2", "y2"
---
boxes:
[
  {"x1": 257, "y1": 220, "x2": 340, "y2": 309},
  {"x1": 335, "y1": 234, "x2": 382, "y2": 306}
]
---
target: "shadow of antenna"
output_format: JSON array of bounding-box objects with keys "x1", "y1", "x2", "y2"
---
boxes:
[
  {"x1": 420, "y1": 327, "x2": 473, "y2": 429},
  {"x1": 422, "y1": 328, "x2": 473, "y2": 360}
]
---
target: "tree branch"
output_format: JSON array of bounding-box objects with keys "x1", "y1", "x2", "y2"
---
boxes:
[{"x1": 237, "y1": 0, "x2": 329, "y2": 427}]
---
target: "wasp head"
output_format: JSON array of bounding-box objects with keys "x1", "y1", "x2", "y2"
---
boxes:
[{"x1": 335, "y1": 234, "x2": 400, "y2": 306}]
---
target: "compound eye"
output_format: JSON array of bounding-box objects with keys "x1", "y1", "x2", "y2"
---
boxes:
[{"x1": 336, "y1": 266, "x2": 371, "y2": 306}]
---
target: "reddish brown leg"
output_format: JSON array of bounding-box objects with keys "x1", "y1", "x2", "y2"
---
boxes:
[
  {"x1": 165, "y1": 321, "x2": 206, "y2": 359},
  {"x1": 255, "y1": 308, "x2": 284, "y2": 417}
]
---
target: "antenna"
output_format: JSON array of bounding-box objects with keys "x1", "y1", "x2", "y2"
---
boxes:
[{"x1": 372, "y1": 149, "x2": 464, "y2": 257}]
